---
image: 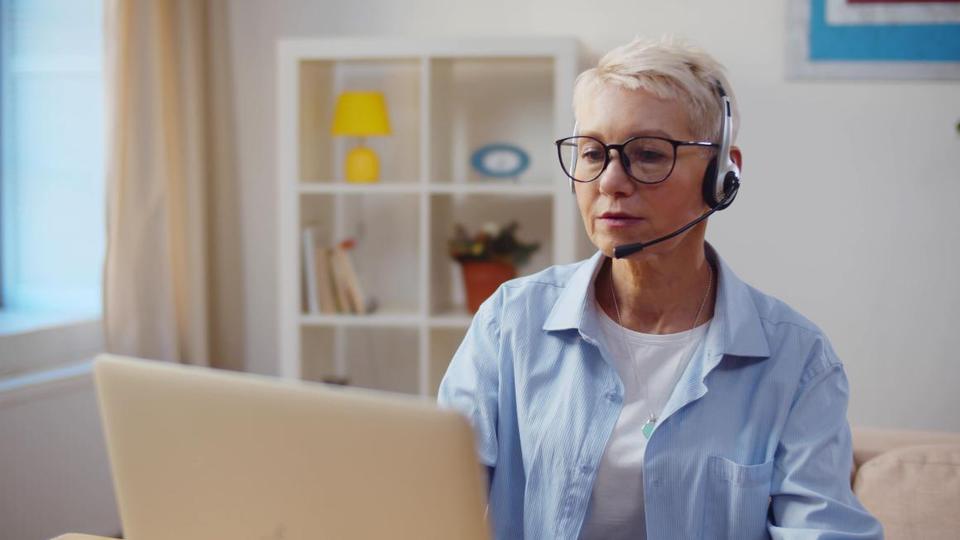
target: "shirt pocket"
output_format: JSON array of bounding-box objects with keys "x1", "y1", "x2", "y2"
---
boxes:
[{"x1": 700, "y1": 455, "x2": 774, "y2": 540}]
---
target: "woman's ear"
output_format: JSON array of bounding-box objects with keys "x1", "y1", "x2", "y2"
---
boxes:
[{"x1": 730, "y1": 146, "x2": 743, "y2": 172}]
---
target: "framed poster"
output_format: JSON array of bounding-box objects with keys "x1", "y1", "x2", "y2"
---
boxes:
[{"x1": 787, "y1": 0, "x2": 960, "y2": 79}]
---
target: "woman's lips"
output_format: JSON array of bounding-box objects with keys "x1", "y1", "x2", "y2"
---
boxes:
[{"x1": 597, "y1": 213, "x2": 644, "y2": 227}]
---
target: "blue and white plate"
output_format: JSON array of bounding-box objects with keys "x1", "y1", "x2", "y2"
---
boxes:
[{"x1": 470, "y1": 143, "x2": 530, "y2": 179}]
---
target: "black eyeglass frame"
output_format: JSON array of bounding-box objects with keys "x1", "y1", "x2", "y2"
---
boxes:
[{"x1": 555, "y1": 135, "x2": 719, "y2": 185}]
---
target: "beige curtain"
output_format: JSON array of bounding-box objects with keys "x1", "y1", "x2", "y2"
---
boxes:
[{"x1": 103, "y1": 0, "x2": 244, "y2": 369}]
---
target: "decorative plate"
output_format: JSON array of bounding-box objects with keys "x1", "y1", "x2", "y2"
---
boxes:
[{"x1": 470, "y1": 143, "x2": 530, "y2": 179}]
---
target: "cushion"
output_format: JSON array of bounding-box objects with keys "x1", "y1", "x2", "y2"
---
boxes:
[
  {"x1": 853, "y1": 444, "x2": 960, "y2": 540},
  {"x1": 51, "y1": 536, "x2": 117, "y2": 540},
  {"x1": 852, "y1": 427, "x2": 960, "y2": 471}
]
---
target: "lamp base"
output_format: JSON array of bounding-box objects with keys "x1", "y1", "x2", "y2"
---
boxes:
[{"x1": 345, "y1": 146, "x2": 380, "y2": 183}]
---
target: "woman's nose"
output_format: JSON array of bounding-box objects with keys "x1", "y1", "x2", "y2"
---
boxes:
[{"x1": 597, "y1": 149, "x2": 635, "y2": 197}]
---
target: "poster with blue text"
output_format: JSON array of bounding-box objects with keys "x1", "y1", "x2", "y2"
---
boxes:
[{"x1": 788, "y1": 0, "x2": 960, "y2": 79}]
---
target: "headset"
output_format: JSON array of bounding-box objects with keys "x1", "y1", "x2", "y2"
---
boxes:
[
  {"x1": 565, "y1": 80, "x2": 741, "y2": 258},
  {"x1": 701, "y1": 82, "x2": 740, "y2": 211}
]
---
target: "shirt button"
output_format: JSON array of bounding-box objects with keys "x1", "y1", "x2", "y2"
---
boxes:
[
  {"x1": 580, "y1": 464, "x2": 593, "y2": 474},
  {"x1": 605, "y1": 392, "x2": 622, "y2": 403},
  {"x1": 652, "y1": 478, "x2": 663, "y2": 487}
]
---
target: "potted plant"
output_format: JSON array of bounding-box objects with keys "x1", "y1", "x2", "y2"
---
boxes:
[{"x1": 449, "y1": 221, "x2": 540, "y2": 312}]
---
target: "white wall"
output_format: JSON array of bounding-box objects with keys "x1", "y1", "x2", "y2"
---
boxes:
[
  {"x1": 228, "y1": 0, "x2": 960, "y2": 431},
  {"x1": 0, "y1": 369, "x2": 120, "y2": 540}
]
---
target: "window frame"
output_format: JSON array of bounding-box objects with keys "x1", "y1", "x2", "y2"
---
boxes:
[{"x1": 0, "y1": 0, "x2": 105, "y2": 379}]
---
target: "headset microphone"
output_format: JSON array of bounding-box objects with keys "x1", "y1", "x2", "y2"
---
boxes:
[
  {"x1": 612, "y1": 182, "x2": 738, "y2": 258},
  {"x1": 613, "y1": 81, "x2": 741, "y2": 259}
]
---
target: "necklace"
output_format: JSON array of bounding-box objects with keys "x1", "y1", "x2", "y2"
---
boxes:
[{"x1": 608, "y1": 260, "x2": 713, "y2": 439}]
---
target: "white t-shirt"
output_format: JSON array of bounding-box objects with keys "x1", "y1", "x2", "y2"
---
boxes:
[{"x1": 579, "y1": 299, "x2": 710, "y2": 540}]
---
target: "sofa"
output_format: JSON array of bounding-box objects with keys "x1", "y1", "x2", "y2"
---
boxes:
[{"x1": 851, "y1": 427, "x2": 960, "y2": 539}]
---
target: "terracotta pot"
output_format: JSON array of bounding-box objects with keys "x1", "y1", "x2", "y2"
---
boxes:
[{"x1": 461, "y1": 261, "x2": 516, "y2": 313}]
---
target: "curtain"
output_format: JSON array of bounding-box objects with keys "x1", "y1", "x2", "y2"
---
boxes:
[{"x1": 103, "y1": 0, "x2": 244, "y2": 369}]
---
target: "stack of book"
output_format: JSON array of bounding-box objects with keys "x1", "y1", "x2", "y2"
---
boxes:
[{"x1": 302, "y1": 228, "x2": 369, "y2": 315}]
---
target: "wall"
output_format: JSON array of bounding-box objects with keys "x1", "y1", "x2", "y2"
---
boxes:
[
  {"x1": 0, "y1": 368, "x2": 120, "y2": 540},
  {"x1": 228, "y1": 0, "x2": 960, "y2": 430}
]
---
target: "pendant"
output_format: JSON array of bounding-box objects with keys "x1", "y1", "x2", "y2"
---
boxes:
[{"x1": 641, "y1": 417, "x2": 657, "y2": 439}]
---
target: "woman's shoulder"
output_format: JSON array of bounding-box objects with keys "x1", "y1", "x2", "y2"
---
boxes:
[
  {"x1": 746, "y1": 284, "x2": 823, "y2": 335},
  {"x1": 713, "y1": 248, "x2": 827, "y2": 341},
  {"x1": 742, "y1": 283, "x2": 844, "y2": 378}
]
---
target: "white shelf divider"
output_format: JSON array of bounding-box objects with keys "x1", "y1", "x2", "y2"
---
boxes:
[
  {"x1": 428, "y1": 313, "x2": 474, "y2": 329},
  {"x1": 418, "y1": 55, "x2": 432, "y2": 397},
  {"x1": 301, "y1": 312, "x2": 423, "y2": 328},
  {"x1": 297, "y1": 182, "x2": 557, "y2": 195},
  {"x1": 298, "y1": 182, "x2": 422, "y2": 194},
  {"x1": 428, "y1": 183, "x2": 557, "y2": 195}
]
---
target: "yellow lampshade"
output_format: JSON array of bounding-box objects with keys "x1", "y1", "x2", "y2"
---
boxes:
[{"x1": 331, "y1": 91, "x2": 391, "y2": 136}]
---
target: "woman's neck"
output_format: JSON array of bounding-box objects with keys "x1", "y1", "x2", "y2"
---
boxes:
[{"x1": 597, "y1": 240, "x2": 715, "y2": 334}]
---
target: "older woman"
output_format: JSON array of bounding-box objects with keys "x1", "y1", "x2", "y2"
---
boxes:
[{"x1": 438, "y1": 38, "x2": 882, "y2": 540}]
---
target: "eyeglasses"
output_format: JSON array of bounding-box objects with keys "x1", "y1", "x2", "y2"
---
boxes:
[{"x1": 555, "y1": 135, "x2": 718, "y2": 185}]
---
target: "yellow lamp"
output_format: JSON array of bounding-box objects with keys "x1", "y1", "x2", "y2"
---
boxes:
[{"x1": 331, "y1": 91, "x2": 391, "y2": 183}]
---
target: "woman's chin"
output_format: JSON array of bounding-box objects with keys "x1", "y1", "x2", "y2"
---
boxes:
[
  {"x1": 592, "y1": 238, "x2": 630, "y2": 258},
  {"x1": 594, "y1": 233, "x2": 641, "y2": 253}
]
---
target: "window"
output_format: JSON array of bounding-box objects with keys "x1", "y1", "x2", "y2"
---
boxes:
[{"x1": 0, "y1": 0, "x2": 105, "y2": 374}]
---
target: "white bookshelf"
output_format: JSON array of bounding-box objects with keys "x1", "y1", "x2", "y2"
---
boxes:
[{"x1": 277, "y1": 37, "x2": 588, "y2": 396}]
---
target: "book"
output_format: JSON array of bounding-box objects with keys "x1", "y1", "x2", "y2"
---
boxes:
[
  {"x1": 314, "y1": 247, "x2": 339, "y2": 314},
  {"x1": 301, "y1": 228, "x2": 320, "y2": 314},
  {"x1": 331, "y1": 243, "x2": 367, "y2": 314},
  {"x1": 330, "y1": 245, "x2": 358, "y2": 313}
]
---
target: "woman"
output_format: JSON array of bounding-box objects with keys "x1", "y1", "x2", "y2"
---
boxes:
[{"x1": 438, "y1": 38, "x2": 882, "y2": 540}]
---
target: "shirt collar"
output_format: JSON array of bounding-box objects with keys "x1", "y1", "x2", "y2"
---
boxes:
[
  {"x1": 542, "y1": 250, "x2": 605, "y2": 334},
  {"x1": 542, "y1": 244, "x2": 770, "y2": 360}
]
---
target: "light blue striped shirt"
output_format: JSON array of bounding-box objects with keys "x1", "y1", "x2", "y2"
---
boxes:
[{"x1": 438, "y1": 247, "x2": 883, "y2": 539}]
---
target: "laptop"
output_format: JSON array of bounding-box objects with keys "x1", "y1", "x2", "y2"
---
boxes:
[{"x1": 93, "y1": 354, "x2": 490, "y2": 540}]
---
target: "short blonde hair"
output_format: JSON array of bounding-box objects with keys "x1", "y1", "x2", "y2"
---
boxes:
[{"x1": 573, "y1": 37, "x2": 739, "y2": 144}]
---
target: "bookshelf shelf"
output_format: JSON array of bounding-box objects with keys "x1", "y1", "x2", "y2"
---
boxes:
[
  {"x1": 298, "y1": 182, "x2": 422, "y2": 194},
  {"x1": 297, "y1": 182, "x2": 557, "y2": 196},
  {"x1": 300, "y1": 312, "x2": 422, "y2": 328},
  {"x1": 278, "y1": 37, "x2": 586, "y2": 396},
  {"x1": 428, "y1": 183, "x2": 557, "y2": 195},
  {"x1": 428, "y1": 312, "x2": 474, "y2": 329}
]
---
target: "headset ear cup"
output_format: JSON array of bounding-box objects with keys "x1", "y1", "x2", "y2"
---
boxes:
[
  {"x1": 717, "y1": 170, "x2": 740, "y2": 210},
  {"x1": 701, "y1": 158, "x2": 719, "y2": 208}
]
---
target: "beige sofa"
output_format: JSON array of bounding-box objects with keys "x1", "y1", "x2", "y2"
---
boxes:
[
  {"x1": 851, "y1": 427, "x2": 960, "y2": 539},
  {"x1": 53, "y1": 427, "x2": 960, "y2": 540}
]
